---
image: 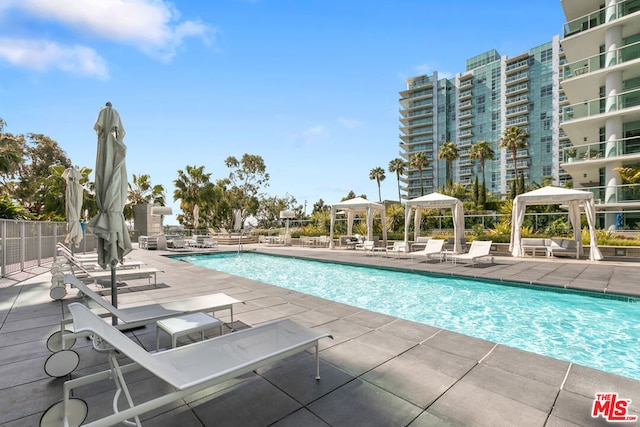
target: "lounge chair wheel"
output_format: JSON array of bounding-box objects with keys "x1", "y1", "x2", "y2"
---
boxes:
[
  {"x1": 44, "y1": 350, "x2": 80, "y2": 378},
  {"x1": 40, "y1": 398, "x2": 87, "y2": 427},
  {"x1": 46, "y1": 330, "x2": 76, "y2": 352}
]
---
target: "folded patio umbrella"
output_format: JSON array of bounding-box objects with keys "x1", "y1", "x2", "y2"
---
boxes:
[
  {"x1": 86, "y1": 102, "x2": 132, "y2": 318},
  {"x1": 63, "y1": 166, "x2": 83, "y2": 248}
]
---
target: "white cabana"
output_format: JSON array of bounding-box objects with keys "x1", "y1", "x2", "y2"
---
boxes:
[
  {"x1": 329, "y1": 197, "x2": 387, "y2": 249},
  {"x1": 403, "y1": 193, "x2": 465, "y2": 253},
  {"x1": 509, "y1": 186, "x2": 603, "y2": 261}
]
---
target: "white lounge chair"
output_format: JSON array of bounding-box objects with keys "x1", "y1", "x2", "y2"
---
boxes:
[
  {"x1": 43, "y1": 275, "x2": 242, "y2": 378},
  {"x1": 40, "y1": 303, "x2": 332, "y2": 427},
  {"x1": 411, "y1": 239, "x2": 445, "y2": 262},
  {"x1": 385, "y1": 241, "x2": 407, "y2": 258},
  {"x1": 450, "y1": 240, "x2": 494, "y2": 266}
]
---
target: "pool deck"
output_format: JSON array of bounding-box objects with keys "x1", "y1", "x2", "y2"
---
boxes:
[{"x1": 1, "y1": 244, "x2": 639, "y2": 426}]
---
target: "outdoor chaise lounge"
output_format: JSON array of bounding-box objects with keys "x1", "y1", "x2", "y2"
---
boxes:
[
  {"x1": 61, "y1": 254, "x2": 162, "y2": 285},
  {"x1": 385, "y1": 241, "x2": 407, "y2": 258},
  {"x1": 410, "y1": 239, "x2": 445, "y2": 262},
  {"x1": 450, "y1": 240, "x2": 494, "y2": 266},
  {"x1": 40, "y1": 303, "x2": 332, "y2": 427},
  {"x1": 44, "y1": 275, "x2": 243, "y2": 378}
]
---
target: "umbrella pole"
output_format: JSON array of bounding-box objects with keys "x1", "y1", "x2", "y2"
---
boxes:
[{"x1": 111, "y1": 261, "x2": 118, "y2": 325}]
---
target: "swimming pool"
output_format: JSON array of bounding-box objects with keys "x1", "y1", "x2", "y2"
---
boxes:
[{"x1": 178, "y1": 252, "x2": 640, "y2": 380}]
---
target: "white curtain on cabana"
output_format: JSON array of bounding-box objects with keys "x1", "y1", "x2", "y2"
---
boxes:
[
  {"x1": 329, "y1": 197, "x2": 387, "y2": 248},
  {"x1": 509, "y1": 186, "x2": 602, "y2": 261},
  {"x1": 403, "y1": 193, "x2": 465, "y2": 253}
]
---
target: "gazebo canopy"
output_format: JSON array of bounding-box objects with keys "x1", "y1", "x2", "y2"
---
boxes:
[
  {"x1": 329, "y1": 197, "x2": 387, "y2": 248},
  {"x1": 403, "y1": 193, "x2": 465, "y2": 253},
  {"x1": 509, "y1": 186, "x2": 602, "y2": 260}
]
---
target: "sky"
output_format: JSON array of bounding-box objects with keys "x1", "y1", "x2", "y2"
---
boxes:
[{"x1": 0, "y1": 0, "x2": 567, "y2": 225}]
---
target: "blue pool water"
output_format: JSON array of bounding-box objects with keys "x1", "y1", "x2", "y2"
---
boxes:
[{"x1": 178, "y1": 252, "x2": 640, "y2": 380}]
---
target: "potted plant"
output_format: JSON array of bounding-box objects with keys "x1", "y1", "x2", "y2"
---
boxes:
[{"x1": 566, "y1": 147, "x2": 577, "y2": 162}]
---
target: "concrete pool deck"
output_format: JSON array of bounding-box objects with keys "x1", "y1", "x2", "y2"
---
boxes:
[{"x1": 1, "y1": 244, "x2": 639, "y2": 426}]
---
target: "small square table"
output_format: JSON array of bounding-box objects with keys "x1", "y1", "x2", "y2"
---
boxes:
[{"x1": 156, "y1": 312, "x2": 223, "y2": 350}]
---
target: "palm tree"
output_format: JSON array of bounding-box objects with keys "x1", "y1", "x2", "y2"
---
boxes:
[
  {"x1": 174, "y1": 165, "x2": 213, "y2": 227},
  {"x1": 499, "y1": 126, "x2": 529, "y2": 192},
  {"x1": 369, "y1": 166, "x2": 386, "y2": 201},
  {"x1": 469, "y1": 140, "x2": 495, "y2": 185},
  {"x1": 388, "y1": 158, "x2": 405, "y2": 202},
  {"x1": 438, "y1": 141, "x2": 459, "y2": 189},
  {"x1": 409, "y1": 152, "x2": 429, "y2": 197},
  {"x1": 0, "y1": 118, "x2": 24, "y2": 177}
]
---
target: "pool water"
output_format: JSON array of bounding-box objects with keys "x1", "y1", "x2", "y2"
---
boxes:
[{"x1": 178, "y1": 252, "x2": 640, "y2": 380}]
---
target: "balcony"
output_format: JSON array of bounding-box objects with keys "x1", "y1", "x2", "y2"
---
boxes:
[
  {"x1": 460, "y1": 80, "x2": 473, "y2": 89},
  {"x1": 506, "y1": 115, "x2": 529, "y2": 127},
  {"x1": 506, "y1": 94, "x2": 529, "y2": 106},
  {"x1": 505, "y1": 72, "x2": 529, "y2": 85},
  {"x1": 560, "y1": 40, "x2": 640, "y2": 81},
  {"x1": 563, "y1": 0, "x2": 640, "y2": 39},
  {"x1": 505, "y1": 60, "x2": 529, "y2": 74},
  {"x1": 577, "y1": 184, "x2": 640, "y2": 205},
  {"x1": 505, "y1": 105, "x2": 529, "y2": 118},
  {"x1": 458, "y1": 91, "x2": 473, "y2": 101},
  {"x1": 458, "y1": 129, "x2": 474, "y2": 139},
  {"x1": 560, "y1": 137, "x2": 640, "y2": 163},
  {"x1": 561, "y1": 87, "x2": 640, "y2": 122},
  {"x1": 458, "y1": 100, "x2": 473, "y2": 110},
  {"x1": 505, "y1": 83, "x2": 529, "y2": 96},
  {"x1": 458, "y1": 119, "x2": 473, "y2": 129},
  {"x1": 459, "y1": 110, "x2": 473, "y2": 120}
]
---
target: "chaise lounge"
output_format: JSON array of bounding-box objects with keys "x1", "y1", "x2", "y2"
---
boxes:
[
  {"x1": 450, "y1": 240, "x2": 494, "y2": 266},
  {"x1": 44, "y1": 275, "x2": 243, "y2": 378},
  {"x1": 40, "y1": 303, "x2": 332, "y2": 427}
]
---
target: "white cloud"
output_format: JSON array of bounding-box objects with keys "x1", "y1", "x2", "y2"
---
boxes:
[
  {"x1": 2, "y1": 0, "x2": 214, "y2": 61},
  {"x1": 297, "y1": 125, "x2": 328, "y2": 148},
  {"x1": 337, "y1": 118, "x2": 362, "y2": 129},
  {"x1": 0, "y1": 38, "x2": 109, "y2": 79}
]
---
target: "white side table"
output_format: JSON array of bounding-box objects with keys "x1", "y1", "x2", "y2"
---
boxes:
[{"x1": 156, "y1": 312, "x2": 223, "y2": 350}]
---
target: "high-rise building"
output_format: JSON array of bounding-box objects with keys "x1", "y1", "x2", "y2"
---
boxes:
[
  {"x1": 400, "y1": 38, "x2": 569, "y2": 200},
  {"x1": 559, "y1": 0, "x2": 640, "y2": 229},
  {"x1": 401, "y1": 1, "x2": 640, "y2": 229}
]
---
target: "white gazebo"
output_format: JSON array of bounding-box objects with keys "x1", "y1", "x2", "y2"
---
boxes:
[
  {"x1": 403, "y1": 193, "x2": 465, "y2": 253},
  {"x1": 510, "y1": 186, "x2": 603, "y2": 261},
  {"x1": 329, "y1": 197, "x2": 387, "y2": 249}
]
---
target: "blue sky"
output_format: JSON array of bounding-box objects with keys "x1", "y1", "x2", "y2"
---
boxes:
[{"x1": 1, "y1": 0, "x2": 566, "y2": 224}]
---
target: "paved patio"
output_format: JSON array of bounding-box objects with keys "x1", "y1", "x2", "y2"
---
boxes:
[{"x1": 1, "y1": 244, "x2": 639, "y2": 426}]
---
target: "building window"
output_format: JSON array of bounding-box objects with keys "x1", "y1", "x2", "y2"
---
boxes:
[
  {"x1": 541, "y1": 84, "x2": 552, "y2": 98},
  {"x1": 543, "y1": 165, "x2": 552, "y2": 176},
  {"x1": 541, "y1": 48, "x2": 553, "y2": 63}
]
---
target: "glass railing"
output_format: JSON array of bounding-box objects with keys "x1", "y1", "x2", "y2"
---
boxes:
[
  {"x1": 407, "y1": 109, "x2": 431, "y2": 117},
  {"x1": 506, "y1": 105, "x2": 529, "y2": 116},
  {"x1": 505, "y1": 60, "x2": 529, "y2": 72},
  {"x1": 459, "y1": 100, "x2": 473, "y2": 109},
  {"x1": 561, "y1": 137, "x2": 640, "y2": 162},
  {"x1": 505, "y1": 83, "x2": 528, "y2": 94},
  {"x1": 506, "y1": 94, "x2": 528, "y2": 105},
  {"x1": 409, "y1": 76, "x2": 433, "y2": 89},
  {"x1": 580, "y1": 184, "x2": 640, "y2": 204},
  {"x1": 505, "y1": 72, "x2": 528, "y2": 84},
  {"x1": 560, "y1": 41, "x2": 640, "y2": 80},
  {"x1": 562, "y1": 87, "x2": 640, "y2": 121},
  {"x1": 563, "y1": 0, "x2": 640, "y2": 38},
  {"x1": 506, "y1": 115, "x2": 529, "y2": 126},
  {"x1": 408, "y1": 126, "x2": 433, "y2": 135}
]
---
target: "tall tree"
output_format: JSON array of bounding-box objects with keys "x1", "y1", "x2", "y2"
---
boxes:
[
  {"x1": 15, "y1": 133, "x2": 71, "y2": 215},
  {"x1": 410, "y1": 152, "x2": 429, "y2": 197},
  {"x1": 388, "y1": 158, "x2": 406, "y2": 202},
  {"x1": 499, "y1": 126, "x2": 529, "y2": 194},
  {"x1": 224, "y1": 154, "x2": 269, "y2": 229},
  {"x1": 438, "y1": 141, "x2": 459, "y2": 189},
  {"x1": 128, "y1": 174, "x2": 166, "y2": 206},
  {"x1": 469, "y1": 140, "x2": 495, "y2": 185},
  {"x1": 369, "y1": 166, "x2": 386, "y2": 202},
  {"x1": 0, "y1": 118, "x2": 24, "y2": 180},
  {"x1": 173, "y1": 165, "x2": 221, "y2": 229}
]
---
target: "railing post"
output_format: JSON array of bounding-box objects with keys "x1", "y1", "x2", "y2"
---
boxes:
[
  {"x1": 20, "y1": 221, "x2": 25, "y2": 272},
  {"x1": 37, "y1": 222, "x2": 42, "y2": 266},
  {"x1": 1, "y1": 220, "x2": 5, "y2": 278},
  {"x1": 53, "y1": 224, "x2": 57, "y2": 261}
]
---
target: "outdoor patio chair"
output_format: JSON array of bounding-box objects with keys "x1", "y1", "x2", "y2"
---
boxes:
[
  {"x1": 411, "y1": 239, "x2": 445, "y2": 262},
  {"x1": 43, "y1": 274, "x2": 243, "y2": 378},
  {"x1": 385, "y1": 241, "x2": 407, "y2": 258},
  {"x1": 40, "y1": 303, "x2": 332, "y2": 427},
  {"x1": 450, "y1": 240, "x2": 494, "y2": 266}
]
